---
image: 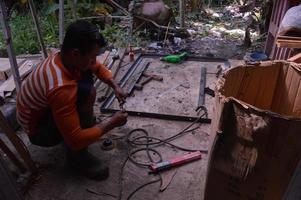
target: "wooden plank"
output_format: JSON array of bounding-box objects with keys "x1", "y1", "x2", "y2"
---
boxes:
[
  {"x1": 278, "y1": 35, "x2": 301, "y2": 41},
  {"x1": 0, "y1": 58, "x2": 25, "y2": 80},
  {"x1": 0, "y1": 110, "x2": 37, "y2": 174},
  {"x1": 288, "y1": 52, "x2": 301, "y2": 63},
  {"x1": 0, "y1": 156, "x2": 23, "y2": 200},
  {"x1": 0, "y1": 138, "x2": 26, "y2": 173},
  {"x1": 0, "y1": 60, "x2": 33, "y2": 98},
  {"x1": 276, "y1": 39, "x2": 301, "y2": 48}
]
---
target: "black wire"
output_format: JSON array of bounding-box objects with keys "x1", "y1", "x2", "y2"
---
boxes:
[
  {"x1": 126, "y1": 178, "x2": 161, "y2": 200},
  {"x1": 118, "y1": 112, "x2": 208, "y2": 200}
]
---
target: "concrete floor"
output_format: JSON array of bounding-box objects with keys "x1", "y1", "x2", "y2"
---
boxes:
[
  {"x1": 23, "y1": 56, "x2": 223, "y2": 200},
  {"x1": 0, "y1": 55, "x2": 242, "y2": 200}
]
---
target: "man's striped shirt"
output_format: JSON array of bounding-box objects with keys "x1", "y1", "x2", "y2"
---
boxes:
[{"x1": 16, "y1": 52, "x2": 112, "y2": 150}]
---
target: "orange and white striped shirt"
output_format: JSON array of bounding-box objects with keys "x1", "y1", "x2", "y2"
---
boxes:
[{"x1": 16, "y1": 52, "x2": 113, "y2": 150}]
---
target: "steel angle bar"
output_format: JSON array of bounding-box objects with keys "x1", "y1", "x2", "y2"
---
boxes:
[
  {"x1": 101, "y1": 108, "x2": 211, "y2": 123},
  {"x1": 127, "y1": 61, "x2": 150, "y2": 95},
  {"x1": 101, "y1": 54, "x2": 144, "y2": 109},
  {"x1": 100, "y1": 53, "x2": 228, "y2": 122},
  {"x1": 197, "y1": 67, "x2": 207, "y2": 108},
  {"x1": 136, "y1": 53, "x2": 230, "y2": 68}
]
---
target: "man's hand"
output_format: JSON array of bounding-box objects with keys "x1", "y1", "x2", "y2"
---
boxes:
[
  {"x1": 114, "y1": 86, "x2": 127, "y2": 106},
  {"x1": 105, "y1": 78, "x2": 127, "y2": 107},
  {"x1": 97, "y1": 111, "x2": 128, "y2": 134},
  {"x1": 110, "y1": 110, "x2": 128, "y2": 127}
]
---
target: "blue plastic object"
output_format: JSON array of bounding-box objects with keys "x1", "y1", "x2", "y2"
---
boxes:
[{"x1": 249, "y1": 52, "x2": 268, "y2": 62}]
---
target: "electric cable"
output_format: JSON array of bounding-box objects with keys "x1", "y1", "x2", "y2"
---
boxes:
[{"x1": 117, "y1": 111, "x2": 208, "y2": 200}]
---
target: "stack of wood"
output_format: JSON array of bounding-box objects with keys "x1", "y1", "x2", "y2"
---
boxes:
[
  {"x1": 0, "y1": 58, "x2": 35, "y2": 98},
  {"x1": 276, "y1": 35, "x2": 301, "y2": 48}
]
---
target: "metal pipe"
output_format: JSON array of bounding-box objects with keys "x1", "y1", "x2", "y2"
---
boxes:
[
  {"x1": 59, "y1": 0, "x2": 64, "y2": 47},
  {"x1": 28, "y1": 0, "x2": 48, "y2": 59},
  {"x1": 0, "y1": 1, "x2": 21, "y2": 92}
]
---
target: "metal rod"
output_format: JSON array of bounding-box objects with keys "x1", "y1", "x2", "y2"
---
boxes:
[
  {"x1": 71, "y1": 0, "x2": 77, "y2": 20},
  {"x1": 101, "y1": 108, "x2": 211, "y2": 123},
  {"x1": 101, "y1": 55, "x2": 144, "y2": 109},
  {"x1": 59, "y1": 0, "x2": 65, "y2": 47},
  {"x1": 73, "y1": 15, "x2": 130, "y2": 21},
  {"x1": 28, "y1": 0, "x2": 48, "y2": 59},
  {"x1": 100, "y1": 53, "x2": 229, "y2": 122},
  {"x1": 179, "y1": 0, "x2": 185, "y2": 28},
  {"x1": 127, "y1": 61, "x2": 150, "y2": 95},
  {"x1": 0, "y1": 1, "x2": 21, "y2": 92},
  {"x1": 197, "y1": 67, "x2": 207, "y2": 107}
]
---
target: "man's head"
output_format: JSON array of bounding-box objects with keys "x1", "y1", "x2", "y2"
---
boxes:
[{"x1": 61, "y1": 20, "x2": 107, "y2": 72}]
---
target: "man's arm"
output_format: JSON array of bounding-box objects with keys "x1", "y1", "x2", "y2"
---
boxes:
[
  {"x1": 47, "y1": 85, "x2": 127, "y2": 150},
  {"x1": 103, "y1": 78, "x2": 127, "y2": 106},
  {"x1": 90, "y1": 62, "x2": 127, "y2": 105}
]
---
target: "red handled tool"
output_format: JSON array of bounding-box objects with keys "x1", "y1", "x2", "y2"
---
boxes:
[{"x1": 150, "y1": 151, "x2": 202, "y2": 173}]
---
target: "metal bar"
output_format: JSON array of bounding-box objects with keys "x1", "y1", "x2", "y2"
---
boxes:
[
  {"x1": 139, "y1": 53, "x2": 230, "y2": 66},
  {"x1": 197, "y1": 67, "x2": 207, "y2": 107},
  {"x1": 28, "y1": 0, "x2": 48, "y2": 59},
  {"x1": 0, "y1": 138, "x2": 26, "y2": 173},
  {"x1": 71, "y1": 0, "x2": 77, "y2": 20},
  {"x1": 0, "y1": 156, "x2": 23, "y2": 200},
  {"x1": 101, "y1": 54, "x2": 144, "y2": 109},
  {"x1": 100, "y1": 53, "x2": 228, "y2": 122},
  {"x1": 179, "y1": 0, "x2": 185, "y2": 28},
  {"x1": 101, "y1": 108, "x2": 211, "y2": 123},
  {"x1": 0, "y1": 1, "x2": 21, "y2": 92},
  {"x1": 59, "y1": 0, "x2": 65, "y2": 47},
  {"x1": 0, "y1": 110, "x2": 37, "y2": 174},
  {"x1": 127, "y1": 61, "x2": 150, "y2": 95}
]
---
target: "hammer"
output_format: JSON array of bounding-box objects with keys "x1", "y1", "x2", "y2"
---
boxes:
[{"x1": 134, "y1": 72, "x2": 163, "y2": 91}]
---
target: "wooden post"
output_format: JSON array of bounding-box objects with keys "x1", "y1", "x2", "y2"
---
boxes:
[
  {"x1": 0, "y1": 1, "x2": 21, "y2": 92},
  {"x1": 28, "y1": 0, "x2": 48, "y2": 59},
  {"x1": 0, "y1": 138, "x2": 26, "y2": 173},
  {"x1": 0, "y1": 110, "x2": 37, "y2": 174},
  {"x1": 59, "y1": 0, "x2": 65, "y2": 47},
  {"x1": 71, "y1": 0, "x2": 78, "y2": 20},
  {"x1": 0, "y1": 156, "x2": 23, "y2": 200},
  {"x1": 179, "y1": 0, "x2": 185, "y2": 28}
]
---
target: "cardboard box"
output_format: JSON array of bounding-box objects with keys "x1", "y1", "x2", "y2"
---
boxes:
[{"x1": 205, "y1": 61, "x2": 301, "y2": 200}]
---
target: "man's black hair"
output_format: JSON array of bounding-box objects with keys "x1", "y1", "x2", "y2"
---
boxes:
[{"x1": 61, "y1": 20, "x2": 107, "y2": 55}]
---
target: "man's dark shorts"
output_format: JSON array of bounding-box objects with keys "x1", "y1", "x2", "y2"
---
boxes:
[{"x1": 29, "y1": 70, "x2": 94, "y2": 147}]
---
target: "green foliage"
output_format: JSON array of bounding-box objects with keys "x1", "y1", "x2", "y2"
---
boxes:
[
  {"x1": 0, "y1": 0, "x2": 144, "y2": 55},
  {"x1": 0, "y1": 9, "x2": 59, "y2": 55},
  {"x1": 101, "y1": 24, "x2": 146, "y2": 48}
]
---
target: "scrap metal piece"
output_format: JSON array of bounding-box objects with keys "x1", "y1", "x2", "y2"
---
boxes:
[{"x1": 100, "y1": 53, "x2": 229, "y2": 122}]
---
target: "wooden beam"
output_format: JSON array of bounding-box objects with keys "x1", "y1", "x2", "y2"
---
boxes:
[
  {"x1": 0, "y1": 110, "x2": 37, "y2": 174},
  {"x1": 0, "y1": 156, "x2": 23, "y2": 200},
  {"x1": 288, "y1": 52, "x2": 301, "y2": 63},
  {"x1": 276, "y1": 39, "x2": 301, "y2": 48},
  {"x1": 0, "y1": 138, "x2": 26, "y2": 173}
]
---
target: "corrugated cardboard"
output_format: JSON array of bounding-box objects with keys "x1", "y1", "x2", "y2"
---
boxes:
[{"x1": 205, "y1": 61, "x2": 301, "y2": 200}]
